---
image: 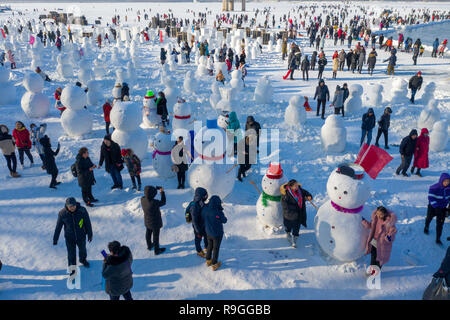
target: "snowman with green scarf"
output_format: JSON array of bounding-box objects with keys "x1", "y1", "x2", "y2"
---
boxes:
[{"x1": 256, "y1": 163, "x2": 288, "y2": 231}]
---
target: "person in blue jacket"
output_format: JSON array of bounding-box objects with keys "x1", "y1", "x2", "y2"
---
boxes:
[
  {"x1": 432, "y1": 38, "x2": 439, "y2": 58},
  {"x1": 424, "y1": 173, "x2": 450, "y2": 245},
  {"x1": 360, "y1": 108, "x2": 376, "y2": 146},
  {"x1": 202, "y1": 195, "x2": 227, "y2": 270}
]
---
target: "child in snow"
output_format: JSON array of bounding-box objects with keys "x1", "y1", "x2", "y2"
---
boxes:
[
  {"x1": 7, "y1": 49, "x2": 16, "y2": 69},
  {"x1": 424, "y1": 173, "x2": 449, "y2": 245},
  {"x1": 303, "y1": 96, "x2": 311, "y2": 111},
  {"x1": 103, "y1": 99, "x2": 113, "y2": 135},
  {"x1": 121, "y1": 148, "x2": 142, "y2": 191},
  {"x1": 54, "y1": 87, "x2": 65, "y2": 114},
  {"x1": 216, "y1": 70, "x2": 225, "y2": 84},
  {"x1": 332, "y1": 85, "x2": 344, "y2": 116},
  {"x1": 225, "y1": 58, "x2": 232, "y2": 73},
  {"x1": 411, "y1": 128, "x2": 429, "y2": 177}
]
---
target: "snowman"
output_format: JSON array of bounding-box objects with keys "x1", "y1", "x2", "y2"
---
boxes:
[
  {"x1": 86, "y1": 80, "x2": 104, "y2": 106},
  {"x1": 0, "y1": 66, "x2": 16, "y2": 105},
  {"x1": 284, "y1": 95, "x2": 306, "y2": 127},
  {"x1": 215, "y1": 86, "x2": 235, "y2": 112},
  {"x1": 256, "y1": 162, "x2": 288, "y2": 230},
  {"x1": 210, "y1": 81, "x2": 222, "y2": 109},
  {"x1": 93, "y1": 58, "x2": 107, "y2": 79},
  {"x1": 188, "y1": 119, "x2": 237, "y2": 200},
  {"x1": 254, "y1": 76, "x2": 273, "y2": 104},
  {"x1": 21, "y1": 72, "x2": 50, "y2": 118},
  {"x1": 418, "y1": 99, "x2": 440, "y2": 131},
  {"x1": 172, "y1": 98, "x2": 193, "y2": 133},
  {"x1": 420, "y1": 82, "x2": 436, "y2": 105},
  {"x1": 314, "y1": 164, "x2": 371, "y2": 262},
  {"x1": 56, "y1": 54, "x2": 73, "y2": 79},
  {"x1": 183, "y1": 70, "x2": 198, "y2": 94},
  {"x1": 110, "y1": 100, "x2": 148, "y2": 160},
  {"x1": 142, "y1": 90, "x2": 159, "y2": 128},
  {"x1": 390, "y1": 78, "x2": 408, "y2": 104},
  {"x1": 78, "y1": 62, "x2": 94, "y2": 86},
  {"x1": 344, "y1": 84, "x2": 363, "y2": 114},
  {"x1": 429, "y1": 120, "x2": 448, "y2": 152},
  {"x1": 60, "y1": 85, "x2": 93, "y2": 137},
  {"x1": 151, "y1": 129, "x2": 176, "y2": 178},
  {"x1": 230, "y1": 69, "x2": 244, "y2": 92},
  {"x1": 164, "y1": 77, "x2": 181, "y2": 113},
  {"x1": 321, "y1": 115, "x2": 347, "y2": 153},
  {"x1": 365, "y1": 83, "x2": 383, "y2": 107}
]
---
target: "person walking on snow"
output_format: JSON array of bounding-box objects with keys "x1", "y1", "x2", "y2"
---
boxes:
[
  {"x1": 314, "y1": 79, "x2": 330, "y2": 120},
  {"x1": 186, "y1": 187, "x2": 209, "y2": 258},
  {"x1": 301, "y1": 55, "x2": 310, "y2": 81},
  {"x1": 281, "y1": 179, "x2": 313, "y2": 248},
  {"x1": 121, "y1": 148, "x2": 142, "y2": 191},
  {"x1": 384, "y1": 50, "x2": 397, "y2": 75},
  {"x1": 375, "y1": 107, "x2": 392, "y2": 149},
  {"x1": 103, "y1": 99, "x2": 113, "y2": 135},
  {"x1": 75, "y1": 147, "x2": 97, "y2": 207},
  {"x1": 141, "y1": 186, "x2": 166, "y2": 255},
  {"x1": 0, "y1": 125, "x2": 20, "y2": 177},
  {"x1": 396, "y1": 129, "x2": 418, "y2": 177},
  {"x1": 40, "y1": 135, "x2": 60, "y2": 189},
  {"x1": 53, "y1": 197, "x2": 93, "y2": 268},
  {"x1": 408, "y1": 71, "x2": 423, "y2": 104},
  {"x1": 30, "y1": 123, "x2": 46, "y2": 170},
  {"x1": 12, "y1": 121, "x2": 34, "y2": 169},
  {"x1": 332, "y1": 85, "x2": 344, "y2": 116},
  {"x1": 424, "y1": 173, "x2": 449, "y2": 245},
  {"x1": 99, "y1": 135, "x2": 124, "y2": 190},
  {"x1": 411, "y1": 128, "x2": 429, "y2": 177},
  {"x1": 360, "y1": 108, "x2": 376, "y2": 146}
]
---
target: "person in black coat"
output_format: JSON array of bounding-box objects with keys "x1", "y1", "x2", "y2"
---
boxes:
[
  {"x1": 342, "y1": 83, "x2": 349, "y2": 104},
  {"x1": 99, "y1": 135, "x2": 123, "y2": 189},
  {"x1": 160, "y1": 48, "x2": 167, "y2": 64},
  {"x1": 102, "y1": 240, "x2": 133, "y2": 300},
  {"x1": 314, "y1": 78, "x2": 330, "y2": 119},
  {"x1": 76, "y1": 147, "x2": 97, "y2": 207},
  {"x1": 141, "y1": 186, "x2": 166, "y2": 254},
  {"x1": 280, "y1": 179, "x2": 312, "y2": 248},
  {"x1": 346, "y1": 50, "x2": 353, "y2": 70},
  {"x1": 53, "y1": 197, "x2": 93, "y2": 268},
  {"x1": 301, "y1": 55, "x2": 310, "y2": 81},
  {"x1": 245, "y1": 116, "x2": 261, "y2": 151},
  {"x1": 187, "y1": 187, "x2": 208, "y2": 257},
  {"x1": 156, "y1": 92, "x2": 169, "y2": 127},
  {"x1": 408, "y1": 71, "x2": 423, "y2": 104},
  {"x1": 202, "y1": 195, "x2": 227, "y2": 270},
  {"x1": 171, "y1": 136, "x2": 192, "y2": 189},
  {"x1": 310, "y1": 51, "x2": 317, "y2": 70},
  {"x1": 121, "y1": 82, "x2": 129, "y2": 101},
  {"x1": 360, "y1": 108, "x2": 376, "y2": 146},
  {"x1": 40, "y1": 135, "x2": 60, "y2": 189},
  {"x1": 375, "y1": 107, "x2": 392, "y2": 149},
  {"x1": 396, "y1": 129, "x2": 418, "y2": 177},
  {"x1": 433, "y1": 246, "x2": 450, "y2": 287}
]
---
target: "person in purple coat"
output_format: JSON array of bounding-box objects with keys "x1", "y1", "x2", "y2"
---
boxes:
[{"x1": 424, "y1": 173, "x2": 450, "y2": 245}]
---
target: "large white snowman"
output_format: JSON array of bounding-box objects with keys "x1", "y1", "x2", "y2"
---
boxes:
[
  {"x1": 188, "y1": 119, "x2": 237, "y2": 200},
  {"x1": 390, "y1": 78, "x2": 408, "y2": 104},
  {"x1": 0, "y1": 66, "x2": 16, "y2": 105},
  {"x1": 254, "y1": 76, "x2": 273, "y2": 104},
  {"x1": 321, "y1": 115, "x2": 347, "y2": 153},
  {"x1": 21, "y1": 72, "x2": 50, "y2": 118},
  {"x1": 172, "y1": 98, "x2": 193, "y2": 133},
  {"x1": 152, "y1": 129, "x2": 176, "y2": 178},
  {"x1": 418, "y1": 99, "x2": 440, "y2": 131},
  {"x1": 420, "y1": 82, "x2": 436, "y2": 105},
  {"x1": 110, "y1": 100, "x2": 148, "y2": 160},
  {"x1": 230, "y1": 69, "x2": 244, "y2": 92},
  {"x1": 284, "y1": 95, "x2": 306, "y2": 127},
  {"x1": 210, "y1": 81, "x2": 222, "y2": 109},
  {"x1": 164, "y1": 77, "x2": 181, "y2": 113},
  {"x1": 314, "y1": 164, "x2": 372, "y2": 262},
  {"x1": 365, "y1": 83, "x2": 383, "y2": 107},
  {"x1": 56, "y1": 54, "x2": 73, "y2": 79},
  {"x1": 429, "y1": 120, "x2": 448, "y2": 152},
  {"x1": 344, "y1": 84, "x2": 363, "y2": 114},
  {"x1": 142, "y1": 90, "x2": 159, "y2": 128},
  {"x1": 60, "y1": 85, "x2": 93, "y2": 137},
  {"x1": 256, "y1": 162, "x2": 288, "y2": 230},
  {"x1": 183, "y1": 70, "x2": 198, "y2": 94}
]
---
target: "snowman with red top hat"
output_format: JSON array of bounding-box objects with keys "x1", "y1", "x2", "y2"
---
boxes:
[
  {"x1": 256, "y1": 162, "x2": 288, "y2": 231},
  {"x1": 314, "y1": 144, "x2": 393, "y2": 262}
]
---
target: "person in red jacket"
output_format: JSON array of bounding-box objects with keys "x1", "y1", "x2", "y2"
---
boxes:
[
  {"x1": 12, "y1": 121, "x2": 34, "y2": 169},
  {"x1": 103, "y1": 99, "x2": 113, "y2": 135},
  {"x1": 55, "y1": 87, "x2": 66, "y2": 115},
  {"x1": 411, "y1": 128, "x2": 430, "y2": 177}
]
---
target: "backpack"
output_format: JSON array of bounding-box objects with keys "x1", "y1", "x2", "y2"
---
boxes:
[
  {"x1": 185, "y1": 201, "x2": 195, "y2": 223},
  {"x1": 71, "y1": 162, "x2": 78, "y2": 177}
]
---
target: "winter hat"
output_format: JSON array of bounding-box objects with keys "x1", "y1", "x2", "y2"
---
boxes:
[
  {"x1": 114, "y1": 83, "x2": 122, "y2": 88},
  {"x1": 121, "y1": 149, "x2": 129, "y2": 157},
  {"x1": 336, "y1": 164, "x2": 355, "y2": 179},
  {"x1": 145, "y1": 90, "x2": 155, "y2": 99},
  {"x1": 66, "y1": 197, "x2": 77, "y2": 207},
  {"x1": 417, "y1": 71, "x2": 422, "y2": 76},
  {"x1": 104, "y1": 134, "x2": 112, "y2": 141},
  {"x1": 266, "y1": 162, "x2": 283, "y2": 179}
]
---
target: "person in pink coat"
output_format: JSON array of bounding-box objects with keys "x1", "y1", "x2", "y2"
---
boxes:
[
  {"x1": 7, "y1": 49, "x2": 16, "y2": 69},
  {"x1": 411, "y1": 128, "x2": 429, "y2": 177},
  {"x1": 362, "y1": 206, "x2": 397, "y2": 270}
]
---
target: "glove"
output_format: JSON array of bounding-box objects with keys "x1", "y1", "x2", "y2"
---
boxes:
[
  {"x1": 88, "y1": 236, "x2": 92, "y2": 243},
  {"x1": 53, "y1": 240, "x2": 57, "y2": 245}
]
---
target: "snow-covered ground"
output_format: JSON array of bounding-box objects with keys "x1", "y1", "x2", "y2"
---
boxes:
[{"x1": 0, "y1": 2, "x2": 449, "y2": 300}]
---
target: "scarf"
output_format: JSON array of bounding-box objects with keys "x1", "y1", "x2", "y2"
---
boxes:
[
  {"x1": 287, "y1": 186, "x2": 302, "y2": 209},
  {"x1": 261, "y1": 191, "x2": 281, "y2": 207},
  {"x1": 330, "y1": 201, "x2": 364, "y2": 214},
  {"x1": 152, "y1": 149, "x2": 171, "y2": 159}
]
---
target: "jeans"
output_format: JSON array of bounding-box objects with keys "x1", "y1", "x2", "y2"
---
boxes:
[
  {"x1": 284, "y1": 218, "x2": 301, "y2": 237},
  {"x1": 66, "y1": 238, "x2": 87, "y2": 266},
  {"x1": 110, "y1": 166, "x2": 123, "y2": 187},
  {"x1": 396, "y1": 155, "x2": 412, "y2": 175},
  {"x1": 4, "y1": 153, "x2": 17, "y2": 173},
  {"x1": 81, "y1": 185, "x2": 94, "y2": 204},
  {"x1": 18, "y1": 147, "x2": 33, "y2": 165},
  {"x1": 110, "y1": 291, "x2": 133, "y2": 300},
  {"x1": 316, "y1": 99, "x2": 327, "y2": 119},
  {"x1": 375, "y1": 128, "x2": 388, "y2": 147},
  {"x1": 425, "y1": 205, "x2": 446, "y2": 241},
  {"x1": 360, "y1": 129, "x2": 373, "y2": 146},
  {"x1": 206, "y1": 235, "x2": 223, "y2": 265},
  {"x1": 410, "y1": 88, "x2": 417, "y2": 103},
  {"x1": 194, "y1": 229, "x2": 208, "y2": 253},
  {"x1": 146, "y1": 228, "x2": 160, "y2": 251}
]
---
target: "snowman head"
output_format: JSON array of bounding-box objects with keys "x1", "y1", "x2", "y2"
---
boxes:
[
  {"x1": 349, "y1": 84, "x2": 363, "y2": 97},
  {"x1": 110, "y1": 101, "x2": 141, "y2": 131},
  {"x1": 23, "y1": 72, "x2": 44, "y2": 93},
  {"x1": 217, "y1": 111, "x2": 230, "y2": 129},
  {"x1": 173, "y1": 99, "x2": 191, "y2": 117},
  {"x1": 324, "y1": 114, "x2": 345, "y2": 128},
  {"x1": 262, "y1": 162, "x2": 288, "y2": 195},
  {"x1": 143, "y1": 90, "x2": 156, "y2": 108},
  {"x1": 289, "y1": 95, "x2": 303, "y2": 108},
  {"x1": 327, "y1": 164, "x2": 371, "y2": 209},
  {"x1": 433, "y1": 120, "x2": 448, "y2": 132},
  {"x1": 154, "y1": 131, "x2": 173, "y2": 152},
  {"x1": 61, "y1": 85, "x2": 87, "y2": 110}
]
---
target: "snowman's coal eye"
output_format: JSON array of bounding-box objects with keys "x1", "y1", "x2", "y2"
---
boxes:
[
  {"x1": 343, "y1": 191, "x2": 348, "y2": 195},
  {"x1": 334, "y1": 186, "x2": 337, "y2": 190}
]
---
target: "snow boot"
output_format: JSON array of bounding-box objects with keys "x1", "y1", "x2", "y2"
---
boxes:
[
  {"x1": 286, "y1": 232, "x2": 292, "y2": 245},
  {"x1": 197, "y1": 251, "x2": 206, "y2": 258},
  {"x1": 292, "y1": 236, "x2": 298, "y2": 248},
  {"x1": 80, "y1": 260, "x2": 90, "y2": 268},
  {"x1": 155, "y1": 247, "x2": 166, "y2": 255},
  {"x1": 424, "y1": 226, "x2": 429, "y2": 235},
  {"x1": 212, "y1": 261, "x2": 222, "y2": 271},
  {"x1": 206, "y1": 259, "x2": 213, "y2": 267},
  {"x1": 436, "y1": 239, "x2": 443, "y2": 246},
  {"x1": 10, "y1": 171, "x2": 20, "y2": 178},
  {"x1": 132, "y1": 183, "x2": 137, "y2": 190}
]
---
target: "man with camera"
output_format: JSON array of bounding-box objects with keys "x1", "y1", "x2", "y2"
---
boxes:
[{"x1": 141, "y1": 186, "x2": 166, "y2": 255}]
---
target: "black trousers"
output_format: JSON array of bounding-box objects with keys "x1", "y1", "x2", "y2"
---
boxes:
[
  {"x1": 146, "y1": 228, "x2": 160, "y2": 251},
  {"x1": 81, "y1": 185, "x2": 94, "y2": 204},
  {"x1": 177, "y1": 171, "x2": 185, "y2": 187},
  {"x1": 110, "y1": 291, "x2": 133, "y2": 300},
  {"x1": 206, "y1": 235, "x2": 223, "y2": 265},
  {"x1": 316, "y1": 99, "x2": 327, "y2": 119},
  {"x1": 425, "y1": 205, "x2": 446, "y2": 241},
  {"x1": 18, "y1": 147, "x2": 33, "y2": 165},
  {"x1": 284, "y1": 218, "x2": 301, "y2": 237},
  {"x1": 238, "y1": 164, "x2": 251, "y2": 179},
  {"x1": 375, "y1": 128, "x2": 388, "y2": 147},
  {"x1": 131, "y1": 174, "x2": 141, "y2": 187},
  {"x1": 194, "y1": 228, "x2": 208, "y2": 253},
  {"x1": 339, "y1": 61, "x2": 345, "y2": 71},
  {"x1": 290, "y1": 68, "x2": 294, "y2": 79},
  {"x1": 302, "y1": 70, "x2": 309, "y2": 80},
  {"x1": 370, "y1": 245, "x2": 382, "y2": 269},
  {"x1": 396, "y1": 155, "x2": 412, "y2": 175},
  {"x1": 50, "y1": 171, "x2": 58, "y2": 187},
  {"x1": 317, "y1": 68, "x2": 324, "y2": 79},
  {"x1": 4, "y1": 153, "x2": 17, "y2": 173},
  {"x1": 66, "y1": 238, "x2": 87, "y2": 266},
  {"x1": 105, "y1": 121, "x2": 111, "y2": 135}
]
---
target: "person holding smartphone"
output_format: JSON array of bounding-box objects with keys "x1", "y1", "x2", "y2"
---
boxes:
[
  {"x1": 102, "y1": 241, "x2": 133, "y2": 300},
  {"x1": 141, "y1": 186, "x2": 166, "y2": 255}
]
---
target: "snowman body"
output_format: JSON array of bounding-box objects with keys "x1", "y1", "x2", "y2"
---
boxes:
[
  {"x1": 314, "y1": 165, "x2": 370, "y2": 262},
  {"x1": 418, "y1": 99, "x2": 440, "y2": 131},
  {"x1": 152, "y1": 132, "x2": 175, "y2": 178},
  {"x1": 172, "y1": 100, "x2": 192, "y2": 132},
  {"x1": 429, "y1": 120, "x2": 448, "y2": 152},
  {"x1": 391, "y1": 78, "x2": 408, "y2": 104},
  {"x1": 78, "y1": 62, "x2": 94, "y2": 86},
  {"x1": 256, "y1": 169, "x2": 288, "y2": 228},
  {"x1": 183, "y1": 71, "x2": 198, "y2": 94},
  {"x1": 344, "y1": 84, "x2": 363, "y2": 114},
  {"x1": 164, "y1": 78, "x2": 180, "y2": 113},
  {"x1": 56, "y1": 54, "x2": 73, "y2": 79},
  {"x1": 365, "y1": 83, "x2": 383, "y2": 107},
  {"x1": 285, "y1": 95, "x2": 306, "y2": 127},
  {"x1": 21, "y1": 72, "x2": 50, "y2": 118},
  {"x1": 0, "y1": 66, "x2": 16, "y2": 105},
  {"x1": 230, "y1": 69, "x2": 244, "y2": 92},
  {"x1": 188, "y1": 122, "x2": 236, "y2": 200},
  {"x1": 86, "y1": 80, "x2": 104, "y2": 106},
  {"x1": 321, "y1": 115, "x2": 347, "y2": 152},
  {"x1": 254, "y1": 76, "x2": 273, "y2": 104},
  {"x1": 142, "y1": 94, "x2": 159, "y2": 128},
  {"x1": 60, "y1": 85, "x2": 93, "y2": 136},
  {"x1": 421, "y1": 82, "x2": 435, "y2": 105}
]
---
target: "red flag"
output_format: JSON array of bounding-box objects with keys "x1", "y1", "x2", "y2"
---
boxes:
[
  {"x1": 282, "y1": 69, "x2": 291, "y2": 80},
  {"x1": 160, "y1": 30, "x2": 163, "y2": 43},
  {"x1": 1, "y1": 29, "x2": 5, "y2": 39},
  {"x1": 355, "y1": 143, "x2": 393, "y2": 179}
]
